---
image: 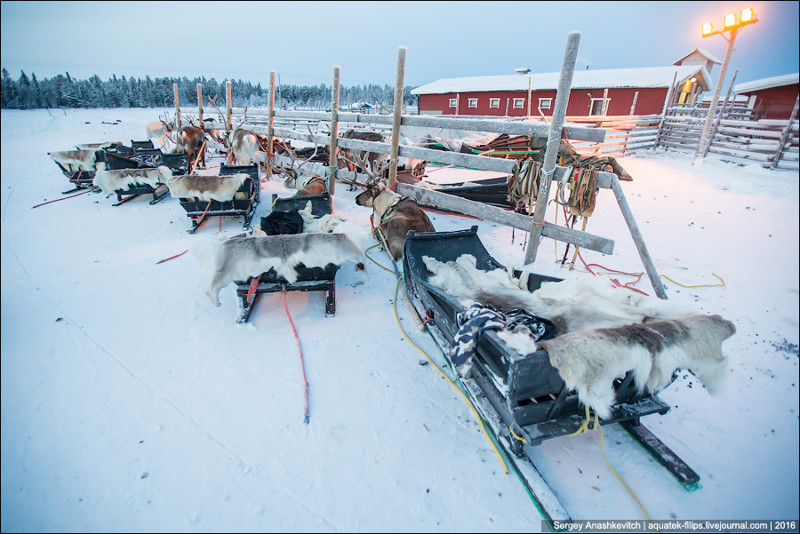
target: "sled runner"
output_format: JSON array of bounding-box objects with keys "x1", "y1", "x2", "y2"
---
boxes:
[
  {"x1": 175, "y1": 164, "x2": 260, "y2": 233},
  {"x1": 234, "y1": 192, "x2": 339, "y2": 323},
  {"x1": 402, "y1": 226, "x2": 700, "y2": 524}
]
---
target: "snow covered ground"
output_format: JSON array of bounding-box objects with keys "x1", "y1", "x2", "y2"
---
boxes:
[{"x1": 1, "y1": 107, "x2": 798, "y2": 532}]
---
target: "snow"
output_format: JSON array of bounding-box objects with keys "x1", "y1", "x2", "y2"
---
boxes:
[
  {"x1": 2, "y1": 107, "x2": 798, "y2": 532},
  {"x1": 411, "y1": 65, "x2": 711, "y2": 95},
  {"x1": 733, "y1": 73, "x2": 800, "y2": 95}
]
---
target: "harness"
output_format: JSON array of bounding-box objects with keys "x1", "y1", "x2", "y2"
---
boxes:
[{"x1": 378, "y1": 196, "x2": 417, "y2": 226}]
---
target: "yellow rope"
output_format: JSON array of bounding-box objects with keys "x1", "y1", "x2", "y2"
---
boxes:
[
  {"x1": 597, "y1": 415, "x2": 653, "y2": 522},
  {"x1": 364, "y1": 242, "x2": 394, "y2": 273},
  {"x1": 392, "y1": 276, "x2": 509, "y2": 475},
  {"x1": 509, "y1": 425, "x2": 528, "y2": 444},
  {"x1": 561, "y1": 406, "x2": 653, "y2": 521},
  {"x1": 660, "y1": 272, "x2": 725, "y2": 288}
]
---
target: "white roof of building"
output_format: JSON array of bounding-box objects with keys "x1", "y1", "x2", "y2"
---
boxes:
[
  {"x1": 734, "y1": 73, "x2": 799, "y2": 94},
  {"x1": 674, "y1": 48, "x2": 722, "y2": 65},
  {"x1": 411, "y1": 65, "x2": 711, "y2": 95}
]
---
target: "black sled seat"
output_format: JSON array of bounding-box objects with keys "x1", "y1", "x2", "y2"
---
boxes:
[
  {"x1": 176, "y1": 164, "x2": 260, "y2": 233},
  {"x1": 402, "y1": 227, "x2": 673, "y2": 447},
  {"x1": 234, "y1": 192, "x2": 339, "y2": 323}
]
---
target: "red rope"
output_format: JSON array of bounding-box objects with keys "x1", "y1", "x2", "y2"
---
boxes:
[
  {"x1": 246, "y1": 274, "x2": 262, "y2": 304},
  {"x1": 32, "y1": 186, "x2": 98, "y2": 209},
  {"x1": 156, "y1": 249, "x2": 188, "y2": 264},
  {"x1": 282, "y1": 291, "x2": 310, "y2": 424}
]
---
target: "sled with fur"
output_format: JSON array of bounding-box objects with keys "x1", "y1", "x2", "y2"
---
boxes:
[
  {"x1": 402, "y1": 226, "x2": 703, "y2": 523},
  {"x1": 235, "y1": 192, "x2": 340, "y2": 323},
  {"x1": 173, "y1": 164, "x2": 260, "y2": 233}
]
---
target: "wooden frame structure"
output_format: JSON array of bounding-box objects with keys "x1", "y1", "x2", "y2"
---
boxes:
[{"x1": 169, "y1": 35, "x2": 668, "y2": 298}]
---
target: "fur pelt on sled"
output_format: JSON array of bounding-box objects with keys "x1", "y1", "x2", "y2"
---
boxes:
[
  {"x1": 93, "y1": 166, "x2": 172, "y2": 195},
  {"x1": 166, "y1": 173, "x2": 249, "y2": 202},
  {"x1": 191, "y1": 232, "x2": 366, "y2": 306}
]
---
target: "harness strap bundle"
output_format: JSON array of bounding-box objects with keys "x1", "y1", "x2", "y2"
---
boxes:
[{"x1": 507, "y1": 158, "x2": 542, "y2": 213}]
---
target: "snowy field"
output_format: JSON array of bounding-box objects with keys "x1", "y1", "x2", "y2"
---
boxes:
[{"x1": 1, "y1": 107, "x2": 798, "y2": 532}]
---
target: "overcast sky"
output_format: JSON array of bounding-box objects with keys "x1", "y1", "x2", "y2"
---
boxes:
[{"x1": 1, "y1": 1, "x2": 797, "y2": 90}]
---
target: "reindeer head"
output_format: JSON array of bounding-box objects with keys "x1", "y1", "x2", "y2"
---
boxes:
[{"x1": 349, "y1": 150, "x2": 393, "y2": 187}]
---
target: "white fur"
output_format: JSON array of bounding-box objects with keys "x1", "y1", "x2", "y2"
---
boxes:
[
  {"x1": 166, "y1": 173, "x2": 248, "y2": 202},
  {"x1": 231, "y1": 129, "x2": 265, "y2": 166},
  {"x1": 76, "y1": 141, "x2": 119, "y2": 151},
  {"x1": 422, "y1": 254, "x2": 692, "y2": 333},
  {"x1": 191, "y1": 233, "x2": 365, "y2": 306},
  {"x1": 49, "y1": 150, "x2": 105, "y2": 173},
  {"x1": 145, "y1": 121, "x2": 174, "y2": 150},
  {"x1": 93, "y1": 166, "x2": 172, "y2": 195}
]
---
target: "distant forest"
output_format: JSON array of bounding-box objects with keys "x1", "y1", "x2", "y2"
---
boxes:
[{"x1": 0, "y1": 69, "x2": 418, "y2": 110}]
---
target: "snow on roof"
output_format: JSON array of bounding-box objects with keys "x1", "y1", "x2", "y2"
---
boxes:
[
  {"x1": 674, "y1": 48, "x2": 722, "y2": 65},
  {"x1": 411, "y1": 65, "x2": 711, "y2": 95},
  {"x1": 734, "y1": 73, "x2": 800, "y2": 94}
]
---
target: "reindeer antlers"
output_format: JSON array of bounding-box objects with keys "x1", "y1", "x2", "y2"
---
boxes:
[{"x1": 349, "y1": 150, "x2": 392, "y2": 186}]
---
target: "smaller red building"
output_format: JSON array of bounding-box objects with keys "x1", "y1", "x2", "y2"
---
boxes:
[{"x1": 734, "y1": 73, "x2": 799, "y2": 120}]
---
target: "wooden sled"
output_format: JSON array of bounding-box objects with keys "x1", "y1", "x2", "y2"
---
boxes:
[
  {"x1": 234, "y1": 192, "x2": 339, "y2": 323},
  {"x1": 177, "y1": 164, "x2": 260, "y2": 233},
  {"x1": 402, "y1": 226, "x2": 700, "y2": 524}
]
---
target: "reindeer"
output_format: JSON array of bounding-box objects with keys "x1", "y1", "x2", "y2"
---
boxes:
[
  {"x1": 145, "y1": 113, "x2": 176, "y2": 151},
  {"x1": 280, "y1": 131, "x2": 325, "y2": 196},
  {"x1": 174, "y1": 124, "x2": 207, "y2": 173},
  {"x1": 353, "y1": 151, "x2": 435, "y2": 260},
  {"x1": 340, "y1": 129, "x2": 389, "y2": 182}
]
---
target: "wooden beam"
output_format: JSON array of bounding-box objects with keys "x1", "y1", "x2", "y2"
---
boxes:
[
  {"x1": 395, "y1": 182, "x2": 614, "y2": 254},
  {"x1": 524, "y1": 31, "x2": 581, "y2": 265},
  {"x1": 388, "y1": 47, "x2": 407, "y2": 190},
  {"x1": 329, "y1": 66, "x2": 341, "y2": 195},
  {"x1": 267, "y1": 71, "x2": 276, "y2": 166},
  {"x1": 173, "y1": 83, "x2": 181, "y2": 128}
]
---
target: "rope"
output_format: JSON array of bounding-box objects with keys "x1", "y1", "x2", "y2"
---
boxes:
[
  {"x1": 282, "y1": 291, "x2": 310, "y2": 424},
  {"x1": 559, "y1": 405, "x2": 653, "y2": 521},
  {"x1": 31, "y1": 186, "x2": 99, "y2": 209},
  {"x1": 156, "y1": 249, "x2": 188, "y2": 264},
  {"x1": 364, "y1": 243, "x2": 394, "y2": 273},
  {"x1": 660, "y1": 273, "x2": 725, "y2": 288},
  {"x1": 392, "y1": 276, "x2": 509, "y2": 474}
]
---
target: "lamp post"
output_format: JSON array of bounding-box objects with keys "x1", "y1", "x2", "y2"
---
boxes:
[{"x1": 693, "y1": 7, "x2": 758, "y2": 165}]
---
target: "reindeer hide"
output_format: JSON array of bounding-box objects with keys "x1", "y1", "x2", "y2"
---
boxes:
[
  {"x1": 166, "y1": 173, "x2": 248, "y2": 202},
  {"x1": 49, "y1": 150, "x2": 105, "y2": 173},
  {"x1": 191, "y1": 233, "x2": 365, "y2": 306},
  {"x1": 422, "y1": 254, "x2": 692, "y2": 333},
  {"x1": 93, "y1": 166, "x2": 172, "y2": 195},
  {"x1": 537, "y1": 314, "x2": 735, "y2": 419}
]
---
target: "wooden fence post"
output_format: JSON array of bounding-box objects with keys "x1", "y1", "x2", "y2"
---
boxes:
[
  {"x1": 524, "y1": 31, "x2": 581, "y2": 265},
  {"x1": 329, "y1": 66, "x2": 341, "y2": 195},
  {"x1": 601, "y1": 88, "x2": 609, "y2": 116},
  {"x1": 629, "y1": 91, "x2": 639, "y2": 115},
  {"x1": 387, "y1": 46, "x2": 407, "y2": 191},
  {"x1": 703, "y1": 70, "x2": 738, "y2": 158},
  {"x1": 226, "y1": 81, "x2": 232, "y2": 131},
  {"x1": 197, "y1": 83, "x2": 203, "y2": 122},
  {"x1": 267, "y1": 71, "x2": 276, "y2": 170},
  {"x1": 654, "y1": 72, "x2": 678, "y2": 149},
  {"x1": 770, "y1": 94, "x2": 799, "y2": 169},
  {"x1": 173, "y1": 83, "x2": 181, "y2": 128}
]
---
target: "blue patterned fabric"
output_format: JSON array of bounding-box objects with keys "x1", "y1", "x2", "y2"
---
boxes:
[{"x1": 450, "y1": 304, "x2": 556, "y2": 372}]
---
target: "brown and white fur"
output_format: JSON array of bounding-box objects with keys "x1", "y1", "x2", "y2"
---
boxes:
[
  {"x1": 284, "y1": 172, "x2": 327, "y2": 196},
  {"x1": 191, "y1": 233, "x2": 366, "y2": 306},
  {"x1": 538, "y1": 314, "x2": 735, "y2": 419},
  {"x1": 93, "y1": 166, "x2": 172, "y2": 196},
  {"x1": 355, "y1": 183, "x2": 435, "y2": 260},
  {"x1": 175, "y1": 126, "x2": 207, "y2": 171},
  {"x1": 48, "y1": 149, "x2": 106, "y2": 173},
  {"x1": 230, "y1": 128, "x2": 266, "y2": 167}
]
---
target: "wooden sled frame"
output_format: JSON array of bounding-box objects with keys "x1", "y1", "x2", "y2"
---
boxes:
[
  {"x1": 235, "y1": 192, "x2": 339, "y2": 323},
  {"x1": 402, "y1": 226, "x2": 700, "y2": 523},
  {"x1": 178, "y1": 164, "x2": 260, "y2": 233}
]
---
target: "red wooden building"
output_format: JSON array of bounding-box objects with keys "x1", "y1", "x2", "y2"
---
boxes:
[
  {"x1": 734, "y1": 73, "x2": 799, "y2": 120},
  {"x1": 411, "y1": 65, "x2": 711, "y2": 118}
]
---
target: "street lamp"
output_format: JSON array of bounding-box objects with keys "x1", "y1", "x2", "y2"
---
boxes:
[{"x1": 693, "y1": 7, "x2": 758, "y2": 164}]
